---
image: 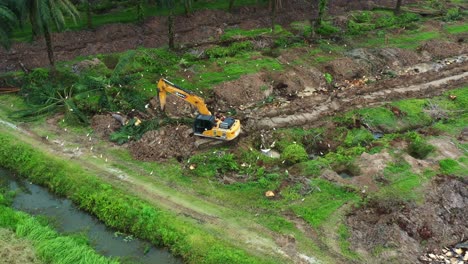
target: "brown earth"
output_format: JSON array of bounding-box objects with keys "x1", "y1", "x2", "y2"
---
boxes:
[
  {"x1": 91, "y1": 114, "x2": 122, "y2": 138},
  {"x1": 0, "y1": 229, "x2": 41, "y2": 264},
  {"x1": 213, "y1": 73, "x2": 271, "y2": 110},
  {"x1": 128, "y1": 124, "x2": 195, "y2": 161},
  {"x1": 346, "y1": 176, "x2": 468, "y2": 264},
  {"x1": 419, "y1": 40, "x2": 467, "y2": 59},
  {"x1": 0, "y1": 0, "x2": 419, "y2": 72}
]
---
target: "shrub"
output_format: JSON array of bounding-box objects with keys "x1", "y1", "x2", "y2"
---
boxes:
[
  {"x1": 353, "y1": 11, "x2": 372, "y2": 23},
  {"x1": 281, "y1": 144, "x2": 308, "y2": 164},
  {"x1": 344, "y1": 129, "x2": 374, "y2": 147},
  {"x1": 347, "y1": 20, "x2": 375, "y2": 35},
  {"x1": 189, "y1": 151, "x2": 239, "y2": 177},
  {"x1": 444, "y1": 8, "x2": 462, "y2": 22},
  {"x1": 324, "y1": 73, "x2": 333, "y2": 84},
  {"x1": 206, "y1": 41, "x2": 253, "y2": 58},
  {"x1": 316, "y1": 21, "x2": 340, "y2": 36}
]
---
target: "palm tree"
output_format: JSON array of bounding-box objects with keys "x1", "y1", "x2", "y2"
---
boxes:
[
  {"x1": 228, "y1": 0, "x2": 235, "y2": 12},
  {"x1": 82, "y1": 0, "x2": 93, "y2": 29},
  {"x1": 161, "y1": 0, "x2": 175, "y2": 49},
  {"x1": 394, "y1": 0, "x2": 403, "y2": 15},
  {"x1": 316, "y1": 0, "x2": 327, "y2": 28},
  {"x1": 0, "y1": 0, "x2": 18, "y2": 49},
  {"x1": 182, "y1": 0, "x2": 192, "y2": 16},
  {"x1": 16, "y1": 0, "x2": 79, "y2": 67}
]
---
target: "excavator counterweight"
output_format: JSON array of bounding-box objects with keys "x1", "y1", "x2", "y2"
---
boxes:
[{"x1": 157, "y1": 79, "x2": 241, "y2": 141}]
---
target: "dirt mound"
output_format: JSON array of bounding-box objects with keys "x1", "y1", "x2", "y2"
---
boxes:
[
  {"x1": 128, "y1": 124, "x2": 195, "y2": 161},
  {"x1": 420, "y1": 40, "x2": 467, "y2": 59},
  {"x1": 346, "y1": 48, "x2": 424, "y2": 74},
  {"x1": 323, "y1": 57, "x2": 368, "y2": 81},
  {"x1": 270, "y1": 67, "x2": 325, "y2": 98},
  {"x1": 91, "y1": 114, "x2": 121, "y2": 138},
  {"x1": 213, "y1": 73, "x2": 270, "y2": 110},
  {"x1": 347, "y1": 176, "x2": 468, "y2": 264}
]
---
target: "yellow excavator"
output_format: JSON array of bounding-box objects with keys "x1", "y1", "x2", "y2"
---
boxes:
[{"x1": 157, "y1": 78, "x2": 241, "y2": 141}]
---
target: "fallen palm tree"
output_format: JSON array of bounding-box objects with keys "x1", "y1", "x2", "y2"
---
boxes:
[{"x1": 0, "y1": 87, "x2": 20, "y2": 94}]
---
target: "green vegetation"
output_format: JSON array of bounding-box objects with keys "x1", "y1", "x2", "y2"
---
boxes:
[
  {"x1": 338, "y1": 224, "x2": 360, "y2": 260},
  {"x1": 445, "y1": 23, "x2": 468, "y2": 34},
  {"x1": 281, "y1": 144, "x2": 308, "y2": 164},
  {"x1": 406, "y1": 132, "x2": 435, "y2": 159},
  {"x1": 0, "y1": 132, "x2": 272, "y2": 264},
  {"x1": 291, "y1": 179, "x2": 358, "y2": 228},
  {"x1": 0, "y1": 199, "x2": 116, "y2": 263},
  {"x1": 439, "y1": 158, "x2": 466, "y2": 177}
]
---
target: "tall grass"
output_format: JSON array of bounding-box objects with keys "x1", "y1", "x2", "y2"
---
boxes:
[{"x1": 0, "y1": 206, "x2": 117, "y2": 264}]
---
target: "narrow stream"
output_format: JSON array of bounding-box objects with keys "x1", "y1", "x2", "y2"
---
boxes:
[{"x1": 0, "y1": 168, "x2": 181, "y2": 264}]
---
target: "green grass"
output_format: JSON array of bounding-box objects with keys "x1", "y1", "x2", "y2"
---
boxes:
[
  {"x1": 0, "y1": 204, "x2": 116, "y2": 264},
  {"x1": 445, "y1": 23, "x2": 468, "y2": 34},
  {"x1": 291, "y1": 179, "x2": 359, "y2": 228},
  {"x1": 377, "y1": 161, "x2": 432, "y2": 202},
  {"x1": 362, "y1": 29, "x2": 440, "y2": 49},
  {"x1": 439, "y1": 158, "x2": 466, "y2": 177},
  {"x1": 338, "y1": 224, "x2": 360, "y2": 260},
  {"x1": 358, "y1": 107, "x2": 397, "y2": 132}
]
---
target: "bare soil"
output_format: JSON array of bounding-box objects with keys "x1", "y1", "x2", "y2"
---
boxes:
[
  {"x1": 346, "y1": 176, "x2": 468, "y2": 264},
  {"x1": 91, "y1": 114, "x2": 122, "y2": 138},
  {"x1": 128, "y1": 124, "x2": 195, "y2": 161},
  {"x1": 0, "y1": 229, "x2": 41, "y2": 264}
]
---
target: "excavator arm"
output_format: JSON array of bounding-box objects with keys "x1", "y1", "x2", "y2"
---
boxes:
[{"x1": 157, "y1": 78, "x2": 211, "y2": 115}]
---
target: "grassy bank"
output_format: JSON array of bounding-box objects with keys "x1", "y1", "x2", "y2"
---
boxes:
[
  {"x1": 0, "y1": 198, "x2": 117, "y2": 264},
  {"x1": 0, "y1": 131, "x2": 273, "y2": 264}
]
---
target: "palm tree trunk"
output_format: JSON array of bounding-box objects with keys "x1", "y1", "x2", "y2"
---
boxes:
[
  {"x1": 43, "y1": 24, "x2": 55, "y2": 67},
  {"x1": 184, "y1": 0, "x2": 191, "y2": 16},
  {"x1": 317, "y1": 0, "x2": 327, "y2": 28},
  {"x1": 394, "y1": 0, "x2": 403, "y2": 15},
  {"x1": 228, "y1": 0, "x2": 235, "y2": 12},
  {"x1": 86, "y1": 0, "x2": 93, "y2": 29},
  {"x1": 30, "y1": 11, "x2": 38, "y2": 39},
  {"x1": 168, "y1": 10, "x2": 174, "y2": 49},
  {"x1": 270, "y1": 0, "x2": 276, "y2": 33},
  {"x1": 137, "y1": 0, "x2": 144, "y2": 22}
]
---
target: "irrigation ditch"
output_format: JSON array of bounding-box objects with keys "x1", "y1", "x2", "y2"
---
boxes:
[
  {"x1": 0, "y1": 167, "x2": 180, "y2": 264},
  {"x1": 0, "y1": 130, "x2": 275, "y2": 264}
]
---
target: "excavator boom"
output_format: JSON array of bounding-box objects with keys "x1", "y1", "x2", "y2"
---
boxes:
[{"x1": 157, "y1": 79, "x2": 211, "y2": 115}]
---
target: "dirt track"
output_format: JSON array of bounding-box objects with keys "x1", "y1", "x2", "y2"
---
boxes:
[{"x1": 247, "y1": 62, "x2": 468, "y2": 130}]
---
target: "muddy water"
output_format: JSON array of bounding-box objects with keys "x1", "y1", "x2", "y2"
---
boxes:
[{"x1": 0, "y1": 168, "x2": 181, "y2": 264}]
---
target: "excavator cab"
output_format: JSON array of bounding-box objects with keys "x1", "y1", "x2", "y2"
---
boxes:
[{"x1": 194, "y1": 115, "x2": 215, "y2": 134}]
